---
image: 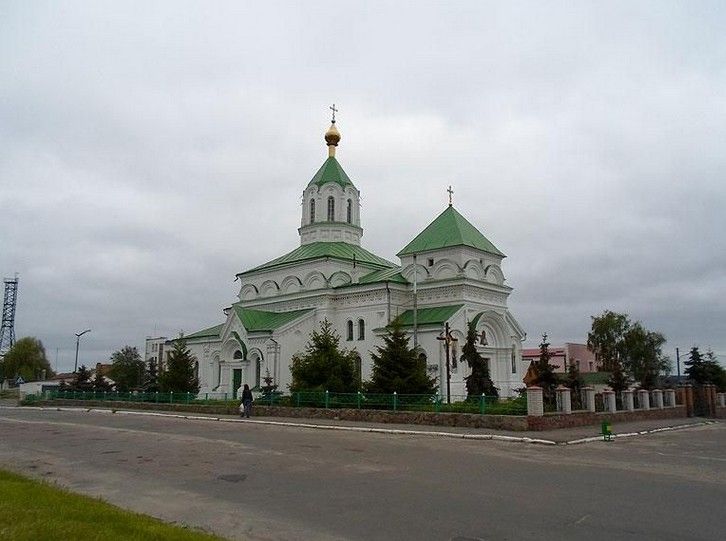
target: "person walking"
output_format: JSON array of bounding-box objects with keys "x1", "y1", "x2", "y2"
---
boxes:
[{"x1": 240, "y1": 384, "x2": 254, "y2": 418}]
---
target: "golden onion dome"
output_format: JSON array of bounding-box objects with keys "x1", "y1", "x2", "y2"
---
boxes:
[{"x1": 325, "y1": 121, "x2": 341, "y2": 146}]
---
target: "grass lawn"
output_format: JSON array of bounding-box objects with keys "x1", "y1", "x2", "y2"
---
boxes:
[{"x1": 0, "y1": 469, "x2": 226, "y2": 541}]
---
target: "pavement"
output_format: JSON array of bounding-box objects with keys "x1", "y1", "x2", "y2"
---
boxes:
[
  {"x1": 8, "y1": 403, "x2": 713, "y2": 444},
  {"x1": 1, "y1": 406, "x2": 725, "y2": 540}
]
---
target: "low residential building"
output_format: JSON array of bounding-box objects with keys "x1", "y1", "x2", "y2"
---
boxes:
[{"x1": 521, "y1": 343, "x2": 599, "y2": 373}]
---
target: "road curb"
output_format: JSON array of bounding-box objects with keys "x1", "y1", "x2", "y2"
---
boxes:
[{"x1": 563, "y1": 420, "x2": 717, "y2": 445}]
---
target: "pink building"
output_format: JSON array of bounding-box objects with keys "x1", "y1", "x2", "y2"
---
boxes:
[{"x1": 521, "y1": 343, "x2": 600, "y2": 373}]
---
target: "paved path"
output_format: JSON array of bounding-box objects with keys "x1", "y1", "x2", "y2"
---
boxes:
[{"x1": 1, "y1": 407, "x2": 724, "y2": 540}]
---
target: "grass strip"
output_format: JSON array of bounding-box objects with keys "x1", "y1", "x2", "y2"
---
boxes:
[{"x1": 0, "y1": 469, "x2": 225, "y2": 541}]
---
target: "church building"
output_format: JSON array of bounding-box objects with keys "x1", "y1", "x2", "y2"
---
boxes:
[{"x1": 181, "y1": 114, "x2": 526, "y2": 399}]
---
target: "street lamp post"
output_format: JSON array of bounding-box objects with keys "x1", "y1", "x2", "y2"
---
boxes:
[
  {"x1": 436, "y1": 322, "x2": 458, "y2": 404},
  {"x1": 74, "y1": 329, "x2": 91, "y2": 373}
]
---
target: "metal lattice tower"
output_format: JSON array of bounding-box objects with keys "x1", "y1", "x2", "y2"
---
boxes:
[{"x1": 0, "y1": 274, "x2": 19, "y2": 358}]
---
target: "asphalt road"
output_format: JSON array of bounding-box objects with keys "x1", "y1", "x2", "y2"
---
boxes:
[{"x1": 1, "y1": 408, "x2": 724, "y2": 541}]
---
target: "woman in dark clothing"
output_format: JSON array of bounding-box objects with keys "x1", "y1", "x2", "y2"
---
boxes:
[{"x1": 241, "y1": 384, "x2": 253, "y2": 418}]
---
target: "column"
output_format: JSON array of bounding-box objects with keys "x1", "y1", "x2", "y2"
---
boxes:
[
  {"x1": 652, "y1": 389, "x2": 664, "y2": 409},
  {"x1": 527, "y1": 386, "x2": 544, "y2": 417},
  {"x1": 556, "y1": 385, "x2": 572, "y2": 415},
  {"x1": 638, "y1": 389, "x2": 650, "y2": 410},
  {"x1": 603, "y1": 389, "x2": 617, "y2": 413},
  {"x1": 622, "y1": 389, "x2": 634, "y2": 411},
  {"x1": 665, "y1": 389, "x2": 676, "y2": 407},
  {"x1": 683, "y1": 384, "x2": 694, "y2": 417},
  {"x1": 583, "y1": 386, "x2": 596, "y2": 412}
]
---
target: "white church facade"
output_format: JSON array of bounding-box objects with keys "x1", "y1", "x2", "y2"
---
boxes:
[{"x1": 180, "y1": 117, "x2": 527, "y2": 399}]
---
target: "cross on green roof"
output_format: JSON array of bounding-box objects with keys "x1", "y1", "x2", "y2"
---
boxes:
[{"x1": 397, "y1": 206, "x2": 504, "y2": 257}]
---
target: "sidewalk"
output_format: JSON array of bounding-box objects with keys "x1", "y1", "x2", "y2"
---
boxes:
[{"x1": 11, "y1": 404, "x2": 716, "y2": 445}]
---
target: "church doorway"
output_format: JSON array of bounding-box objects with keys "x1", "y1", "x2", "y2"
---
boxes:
[{"x1": 232, "y1": 369, "x2": 242, "y2": 399}]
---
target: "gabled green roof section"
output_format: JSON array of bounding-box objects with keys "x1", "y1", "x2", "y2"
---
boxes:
[
  {"x1": 397, "y1": 206, "x2": 504, "y2": 257},
  {"x1": 186, "y1": 324, "x2": 224, "y2": 341},
  {"x1": 233, "y1": 306, "x2": 313, "y2": 332},
  {"x1": 358, "y1": 267, "x2": 407, "y2": 285},
  {"x1": 393, "y1": 304, "x2": 464, "y2": 328},
  {"x1": 307, "y1": 157, "x2": 355, "y2": 189},
  {"x1": 240, "y1": 242, "x2": 396, "y2": 276}
]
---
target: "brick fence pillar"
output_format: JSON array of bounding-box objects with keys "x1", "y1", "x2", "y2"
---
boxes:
[
  {"x1": 556, "y1": 385, "x2": 572, "y2": 415},
  {"x1": 583, "y1": 386, "x2": 596, "y2": 412},
  {"x1": 603, "y1": 389, "x2": 617, "y2": 413},
  {"x1": 527, "y1": 386, "x2": 544, "y2": 417},
  {"x1": 638, "y1": 389, "x2": 650, "y2": 410},
  {"x1": 707, "y1": 384, "x2": 718, "y2": 417},
  {"x1": 718, "y1": 392, "x2": 726, "y2": 408},
  {"x1": 665, "y1": 389, "x2": 676, "y2": 407},
  {"x1": 622, "y1": 389, "x2": 634, "y2": 411},
  {"x1": 652, "y1": 389, "x2": 664, "y2": 409},
  {"x1": 682, "y1": 384, "x2": 694, "y2": 417}
]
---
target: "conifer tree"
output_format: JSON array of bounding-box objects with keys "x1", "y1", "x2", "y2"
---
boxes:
[
  {"x1": 290, "y1": 320, "x2": 358, "y2": 392},
  {"x1": 532, "y1": 333, "x2": 558, "y2": 402},
  {"x1": 684, "y1": 346, "x2": 706, "y2": 383},
  {"x1": 367, "y1": 318, "x2": 436, "y2": 395},
  {"x1": 92, "y1": 370, "x2": 112, "y2": 392},
  {"x1": 143, "y1": 359, "x2": 160, "y2": 392},
  {"x1": 159, "y1": 335, "x2": 199, "y2": 394},
  {"x1": 565, "y1": 362, "x2": 585, "y2": 408},
  {"x1": 462, "y1": 322, "x2": 498, "y2": 398},
  {"x1": 68, "y1": 365, "x2": 93, "y2": 392}
]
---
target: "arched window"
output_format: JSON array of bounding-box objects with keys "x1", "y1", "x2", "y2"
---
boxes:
[
  {"x1": 346, "y1": 320, "x2": 354, "y2": 341},
  {"x1": 418, "y1": 352, "x2": 427, "y2": 371},
  {"x1": 310, "y1": 199, "x2": 316, "y2": 223},
  {"x1": 511, "y1": 346, "x2": 517, "y2": 374},
  {"x1": 346, "y1": 199, "x2": 352, "y2": 223},
  {"x1": 194, "y1": 360, "x2": 199, "y2": 380},
  {"x1": 327, "y1": 196, "x2": 335, "y2": 221},
  {"x1": 255, "y1": 358, "x2": 261, "y2": 389},
  {"x1": 233, "y1": 350, "x2": 243, "y2": 360},
  {"x1": 358, "y1": 319, "x2": 365, "y2": 340}
]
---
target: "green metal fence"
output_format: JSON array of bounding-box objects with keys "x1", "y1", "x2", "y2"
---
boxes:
[{"x1": 40, "y1": 389, "x2": 526, "y2": 416}]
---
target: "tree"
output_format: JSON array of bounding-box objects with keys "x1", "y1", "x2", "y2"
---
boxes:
[
  {"x1": 532, "y1": 333, "x2": 558, "y2": 402},
  {"x1": 686, "y1": 347, "x2": 726, "y2": 390},
  {"x1": 565, "y1": 361, "x2": 585, "y2": 408},
  {"x1": 143, "y1": 358, "x2": 160, "y2": 392},
  {"x1": 66, "y1": 365, "x2": 93, "y2": 392},
  {"x1": 108, "y1": 346, "x2": 145, "y2": 391},
  {"x1": 461, "y1": 322, "x2": 498, "y2": 398},
  {"x1": 290, "y1": 320, "x2": 358, "y2": 393},
  {"x1": 159, "y1": 335, "x2": 199, "y2": 394},
  {"x1": 587, "y1": 311, "x2": 629, "y2": 372},
  {"x1": 0, "y1": 337, "x2": 54, "y2": 382},
  {"x1": 92, "y1": 370, "x2": 112, "y2": 392},
  {"x1": 367, "y1": 318, "x2": 436, "y2": 395},
  {"x1": 621, "y1": 323, "x2": 669, "y2": 389},
  {"x1": 704, "y1": 350, "x2": 726, "y2": 391}
]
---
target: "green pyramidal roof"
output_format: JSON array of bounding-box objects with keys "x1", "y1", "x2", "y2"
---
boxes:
[
  {"x1": 397, "y1": 206, "x2": 504, "y2": 257},
  {"x1": 307, "y1": 157, "x2": 355, "y2": 189},
  {"x1": 239, "y1": 241, "x2": 396, "y2": 276}
]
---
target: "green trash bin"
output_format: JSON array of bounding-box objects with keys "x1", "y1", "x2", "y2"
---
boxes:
[{"x1": 601, "y1": 421, "x2": 613, "y2": 442}]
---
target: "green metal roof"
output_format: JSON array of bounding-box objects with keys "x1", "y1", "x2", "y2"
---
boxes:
[
  {"x1": 307, "y1": 157, "x2": 355, "y2": 189},
  {"x1": 397, "y1": 206, "x2": 504, "y2": 257},
  {"x1": 233, "y1": 306, "x2": 313, "y2": 332},
  {"x1": 393, "y1": 304, "x2": 464, "y2": 327},
  {"x1": 185, "y1": 324, "x2": 224, "y2": 341},
  {"x1": 240, "y1": 242, "x2": 396, "y2": 276},
  {"x1": 357, "y1": 267, "x2": 407, "y2": 285}
]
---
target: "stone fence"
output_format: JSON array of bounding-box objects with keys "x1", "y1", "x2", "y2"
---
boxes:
[{"x1": 526, "y1": 385, "x2": 688, "y2": 430}]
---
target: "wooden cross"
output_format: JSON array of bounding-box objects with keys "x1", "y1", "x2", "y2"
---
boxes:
[
  {"x1": 447, "y1": 185, "x2": 454, "y2": 206},
  {"x1": 330, "y1": 103, "x2": 338, "y2": 123}
]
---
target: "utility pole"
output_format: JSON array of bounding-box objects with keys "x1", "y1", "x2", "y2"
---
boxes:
[{"x1": 676, "y1": 347, "x2": 681, "y2": 378}]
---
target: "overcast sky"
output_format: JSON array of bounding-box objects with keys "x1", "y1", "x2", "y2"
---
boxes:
[{"x1": 1, "y1": 1, "x2": 724, "y2": 373}]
